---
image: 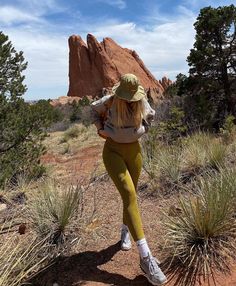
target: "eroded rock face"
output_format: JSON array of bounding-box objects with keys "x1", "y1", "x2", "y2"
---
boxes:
[
  {"x1": 67, "y1": 34, "x2": 169, "y2": 103},
  {"x1": 159, "y1": 76, "x2": 172, "y2": 91}
]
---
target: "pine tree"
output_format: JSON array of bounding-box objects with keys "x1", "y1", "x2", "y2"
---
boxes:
[
  {"x1": 0, "y1": 32, "x2": 27, "y2": 98},
  {"x1": 187, "y1": 5, "x2": 236, "y2": 113}
]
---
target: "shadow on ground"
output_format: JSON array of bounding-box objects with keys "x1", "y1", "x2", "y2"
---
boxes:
[{"x1": 29, "y1": 241, "x2": 150, "y2": 286}]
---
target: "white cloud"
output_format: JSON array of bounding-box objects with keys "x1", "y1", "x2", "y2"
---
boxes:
[
  {"x1": 182, "y1": 0, "x2": 234, "y2": 10},
  {"x1": 4, "y1": 0, "x2": 234, "y2": 100},
  {"x1": 95, "y1": 0, "x2": 126, "y2": 9},
  {"x1": 90, "y1": 11, "x2": 195, "y2": 80},
  {"x1": 1, "y1": 5, "x2": 196, "y2": 100},
  {"x1": 0, "y1": 1, "x2": 68, "y2": 99},
  {"x1": 2, "y1": 27, "x2": 68, "y2": 99},
  {"x1": 0, "y1": 6, "x2": 42, "y2": 25},
  {"x1": 13, "y1": 0, "x2": 61, "y2": 15}
]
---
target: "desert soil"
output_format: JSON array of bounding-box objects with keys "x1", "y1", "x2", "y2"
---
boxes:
[{"x1": 35, "y1": 137, "x2": 236, "y2": 286}]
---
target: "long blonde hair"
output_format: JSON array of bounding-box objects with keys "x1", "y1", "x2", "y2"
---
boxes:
[{"x1": 112, "y1": 95, "x2": 145, "y2": 128}]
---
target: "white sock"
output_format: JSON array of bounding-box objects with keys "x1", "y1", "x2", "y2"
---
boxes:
[
  {"x1": 136, "y1": 238, "x2": 152, "y2": 258},
  {"x1": 121, "y1": 224, "x2": 129, "y2": 231}
]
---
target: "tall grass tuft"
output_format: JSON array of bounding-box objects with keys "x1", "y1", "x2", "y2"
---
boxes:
[
  {"x1": 157, "y1": 146, "x2": 182, "y2": 187},
  {"x1": 181, "y1": 132, "x2": 212, "y2": 172},
  {"x1": 206, "y1": 140, "x2": 227, "y2": 170},
  {"x1": 27, "y1": 179, "x2": 82, "y2": 244},
  {"x1": 0, "y1": 226, "x2": 49, "y2": 286},
  {"x1": 141, "y1": 128, "x2": 160, "y2": 180},
  {"x1": 60, "y1": 125, "x2": 80, "y2": 143},
  {"x1": 181, "y1": 132, "x2": 227, "y2": 176},
  {"x1": 163, "y1": 170, "x2": 236, "y2": 285}
]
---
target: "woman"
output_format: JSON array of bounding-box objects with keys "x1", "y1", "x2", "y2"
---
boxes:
[{"x1": 90, "y1": 74, "x2": 167, "y2": 286}]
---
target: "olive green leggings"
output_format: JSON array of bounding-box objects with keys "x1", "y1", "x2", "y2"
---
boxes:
[{"x1": 102, "y1": 137, "x2": 145, "y2": 241}]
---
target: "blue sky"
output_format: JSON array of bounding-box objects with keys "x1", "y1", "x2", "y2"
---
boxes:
[{"x1": 0, "y1": 0, "x2": 234, "y2": 100}]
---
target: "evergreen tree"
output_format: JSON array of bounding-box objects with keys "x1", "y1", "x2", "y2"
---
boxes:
[
  {"x1": 187, "y1": 5, "x2": 236, "y2": 113},
  {"x1": 0, "y1": 32, "x2": 60, "y2": 186}
]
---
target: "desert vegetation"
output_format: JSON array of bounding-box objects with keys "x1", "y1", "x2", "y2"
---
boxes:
[
  {"x1": 0, "y1": 3, "x2": 236, "y2": 286},
  {"x1": 142, "y1": 127, "x2": 236, "y2": 285}
]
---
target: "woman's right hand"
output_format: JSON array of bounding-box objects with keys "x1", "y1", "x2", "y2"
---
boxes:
[{"x1": 98, "y1": 129, "x2": 109, "y2": 139}]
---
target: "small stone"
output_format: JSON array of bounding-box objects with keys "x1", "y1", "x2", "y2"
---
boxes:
[
  {"x1": 53, "y1": 283, "x2": 59, "y2": 286},
  {"x1": 19, "y1": 223, "x2": 26, "y2": 235},
  {"x1": 0, "y1": 203, "x2": 7, "y2": 212}
]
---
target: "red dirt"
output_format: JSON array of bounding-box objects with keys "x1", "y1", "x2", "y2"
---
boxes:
[
  {"x1": 41, "y1": 144, "x2": 103, "y2": 183},
  {"x1": 36, "y1": 142, "x2": 236, "y2": 286}
]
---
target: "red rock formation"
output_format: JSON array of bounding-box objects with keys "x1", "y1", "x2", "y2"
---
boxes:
[
  {"x1": 67, "y1": 34, "x2": 170, "y2": 103},
  {"x1": 159, "y1": 76, "x2": 172, "y2": 90},
  {"x1": 50, "y1": 96, "x2": 81, "y2": 107}
]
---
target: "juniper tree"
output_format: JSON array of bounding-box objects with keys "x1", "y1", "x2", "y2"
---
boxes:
[{"x1": 0, "y1": 32, "x2": 60, "y2": 186}]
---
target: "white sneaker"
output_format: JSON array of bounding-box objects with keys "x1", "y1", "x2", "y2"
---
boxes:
[
  {"x1": 120, "y1": 227, "x2": 132, "y2": 251},
  {"x1": 140, "y1": 253, "x2": 167, "y2": 285}
]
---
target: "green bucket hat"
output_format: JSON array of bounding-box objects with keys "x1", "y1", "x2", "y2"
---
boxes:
[{"x1": 112, "y1": 73, "x2": 146, "y2": 102}]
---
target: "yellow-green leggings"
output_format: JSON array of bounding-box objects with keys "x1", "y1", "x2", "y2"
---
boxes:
[{"x1": 102, "y1": 137, "x2": 145, "y2": 241}]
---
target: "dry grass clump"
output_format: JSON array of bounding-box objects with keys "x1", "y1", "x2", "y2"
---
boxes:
[
  {"x1": 142, "y1": 129, "x2": 182, "y2": 190},
  {"x1": 163, "y1": 169, "x2": 236, "y2": 285},
  {"x1": 156, "y1": 146, "x2": 182, "y2": 187},
  {"x1": 207, "y1": 140, "x2": 227, "y2": 170},
  {"x1": 5, "y1": 173, "x2": 34, "y2": 204},
  {"x1": 59, "y1": 142, "x2": 70, "y2": 155},
  {"x1": 0, "y1": 223, "x2": 49, "y2": 286},
  {"x1": 59, "y1": 123, "x2": 95, "y2": 144},
  {"x1": 142, "y1": 146, "x2": 159, "y2": 181},
  {"x1": 142, "y1": 131, "x2": 229, "y2": 193},
  {"x1": 182, "y1": 133, "x2": 228, "y2": 172},
  {"x1": 26, "y1": 179, "x2": 83, "y2": 245},
  {"x1": 0, "y1": 175, "x2": 87, "y2": 286},
  {"x1": 60, "y1": 125, "x2": 81, "y2": 143},
  {"x1": 181, "y1": 132, "x2": 213, "y2": 171}
]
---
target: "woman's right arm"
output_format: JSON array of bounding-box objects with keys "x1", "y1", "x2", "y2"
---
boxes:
[{"x1": 142, "y1": 97, "x2": 156, "y2": 124}]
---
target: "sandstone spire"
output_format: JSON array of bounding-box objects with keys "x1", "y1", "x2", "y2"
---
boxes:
[{"x1": 67, "y1": 34, "x2": 170, "y2": 103}]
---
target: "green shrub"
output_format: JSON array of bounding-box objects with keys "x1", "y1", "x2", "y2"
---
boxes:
[
  {"x1": 220, "y1": 114, "x2": 236, "y2": 143},
  {"x1": 157, "y1": 106, "x2": 187, "y2": 143},
  {"x1": 27, "y1": 179, "x2": 83, "y2": 244},
  {"x1": 0, "y1": 32, "x2": 60, "y2": 187},
  {"x1": 70, "y1": 97, "x2": 90, "y2": 122},
  {"x1": 163, "y1": 171, "x2": 236, "y2": 285}
]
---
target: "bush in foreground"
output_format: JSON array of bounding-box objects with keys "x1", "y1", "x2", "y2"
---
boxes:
[
  {"x1": 0, "y1": 228, "x2": 49, "y2": 286},
  {"x1": 163, "y1": 169, "x2": 236, "y2": 285},
  {"x1": 27, "y1": 179, "x2": 83, "y2": 245}
]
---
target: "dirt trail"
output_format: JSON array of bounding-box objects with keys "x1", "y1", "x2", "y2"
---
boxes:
[{"x1": 36, "y1": 143, "x2": 236, "y2": 286}]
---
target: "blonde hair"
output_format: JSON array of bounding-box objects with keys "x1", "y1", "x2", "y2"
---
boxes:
[{"x1": 112, "y1": 95, "x2": 145, "y2": 128}]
